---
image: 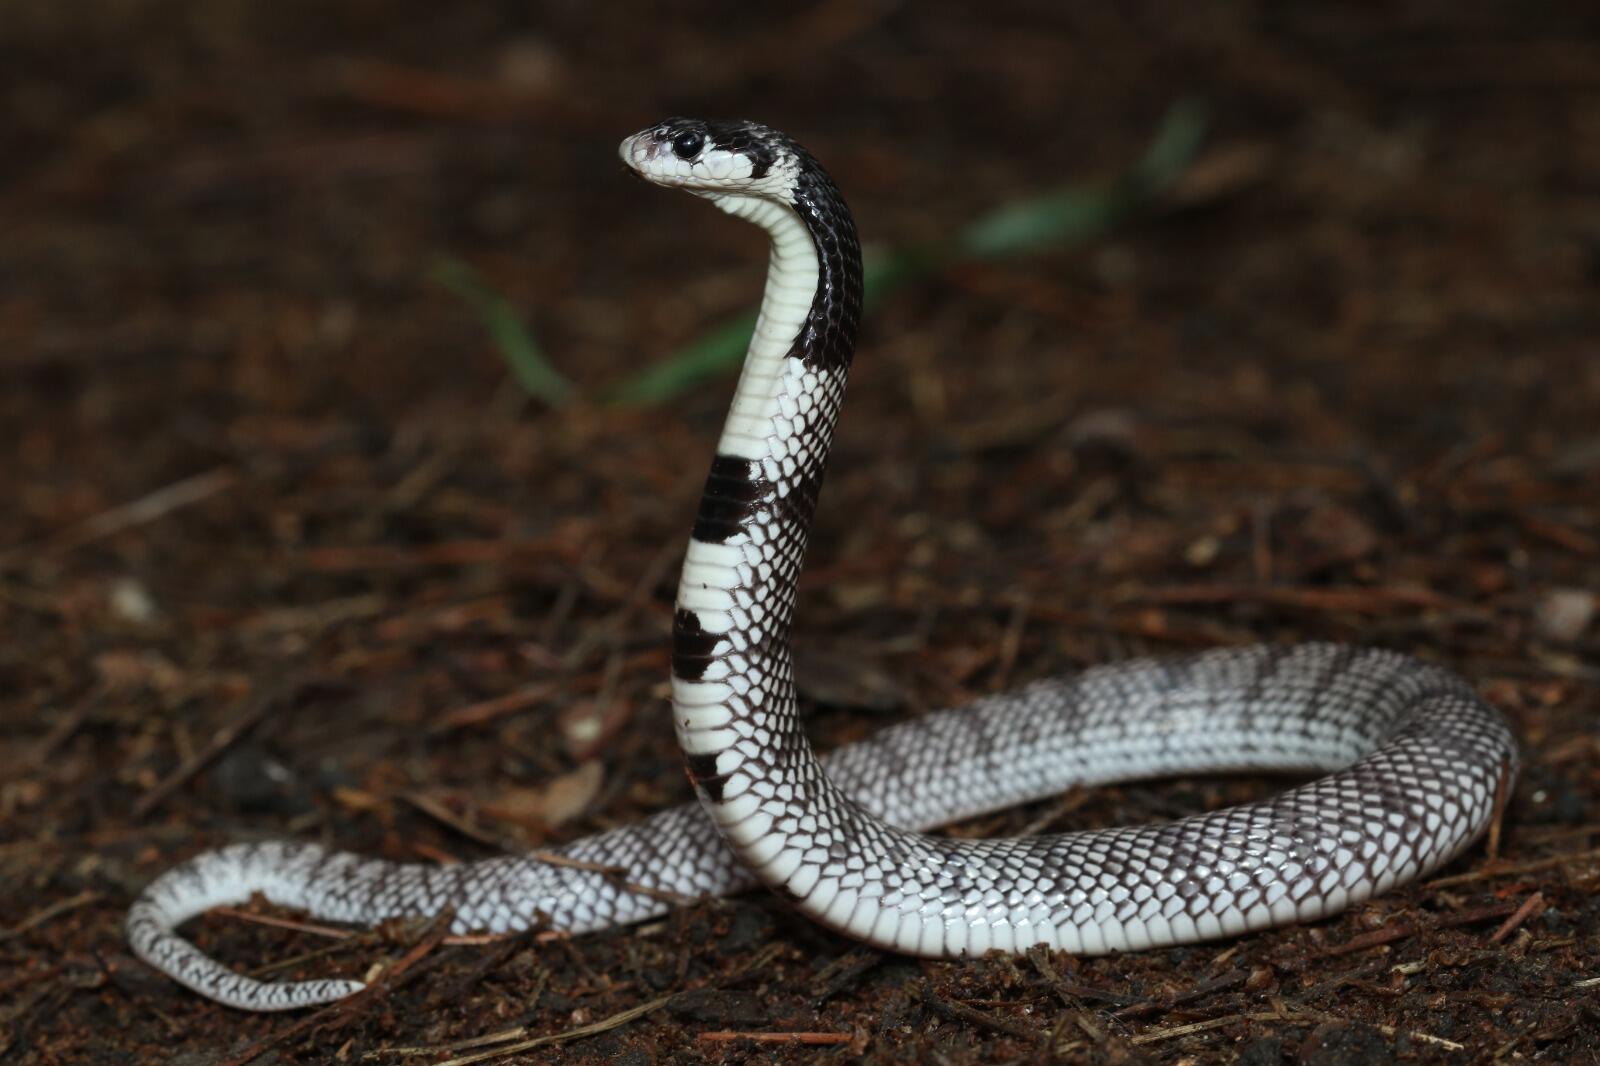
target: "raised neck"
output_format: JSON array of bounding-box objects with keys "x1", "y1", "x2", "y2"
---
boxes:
[{"x1": 670, "y1": 154, "x2": 862, "y2": 806}]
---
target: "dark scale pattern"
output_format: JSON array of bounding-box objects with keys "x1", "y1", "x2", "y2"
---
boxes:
[
  {"x1": 671, "y1": 606, "x2": 721, "y2": 681},
  {"x1": 124, "y1": 120, "x2": 1517, "y2": 1011},
  {"x1": 782, "y1": 141, "x2": 863, "y2": 373}
]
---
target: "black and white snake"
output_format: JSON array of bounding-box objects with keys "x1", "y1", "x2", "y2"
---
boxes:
[{"x1": 126, "y1": 119, "x2": 1517, "y2": 1012}]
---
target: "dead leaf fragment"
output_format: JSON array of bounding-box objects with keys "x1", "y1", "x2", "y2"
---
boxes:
[{"x1": 482, "y1": 761, "x2": 604, "y2": 830}]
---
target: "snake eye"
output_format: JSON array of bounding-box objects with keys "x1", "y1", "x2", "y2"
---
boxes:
[{"x1": 671, "y1": 130, "x2": 705, "y2": 160}]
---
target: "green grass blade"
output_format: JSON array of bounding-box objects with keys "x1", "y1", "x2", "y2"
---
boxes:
[
  {"x1": 604, "y1": 309, "x2": 760, "y2": 405},
  {"x1": 955, "y1": 186, "x2": 1124, "y2": 259},
  {"x1": 433, "y1": 257, "x2": 573, "y2": 406},
  {"x1": 958, "y1": 98, "x2": 1208, "y2": 258},
  {"x1": 1128, "y1": 97, "x2": 1211, "y2": 193}
]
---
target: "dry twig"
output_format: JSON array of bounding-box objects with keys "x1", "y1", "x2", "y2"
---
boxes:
[
  {"x1": 0, "y1": 891, "x2": 102, "y2": 944},
  {"x1": 921, "y1": 986, "x2": 1042, "y2": 1042},
  {"x1": 1488, "y1": 891, "x2": 1547, "y2": 944},
  {"x1": 697, "y1": 1030, "x2": 853, "y2": 1045}
]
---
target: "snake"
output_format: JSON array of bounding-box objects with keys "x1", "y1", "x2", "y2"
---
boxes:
[{"x1": 126, "y1": 118, "x2": 1517, "y2": 1012}]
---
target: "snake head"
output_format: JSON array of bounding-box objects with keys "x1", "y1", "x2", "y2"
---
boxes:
[{"x1": 620, "y1": 118, "x2": 796, "y2": 198}]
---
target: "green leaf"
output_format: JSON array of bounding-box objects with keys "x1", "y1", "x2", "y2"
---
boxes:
[
  {"x1": 433, "y1": 257, "x2": 573, "y2": 406},
  {"x1": 959, "y1": 98, "x2": 1209, "y2": 258},
  {"x1": 604, "y1": 310, "x2": 760, "y2": 405},
  {"x1": 957, "y1": 186, "x2": 1125, "y2": 259}
]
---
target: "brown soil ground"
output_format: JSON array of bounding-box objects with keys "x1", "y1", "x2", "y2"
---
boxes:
[{"x1": 3, "y1": 3, "x2": 1597, "y2": 1063}]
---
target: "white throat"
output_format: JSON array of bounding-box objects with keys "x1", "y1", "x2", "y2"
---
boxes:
[{"x1": 704, "y1": 192, "x2": 819, "y2": 462}]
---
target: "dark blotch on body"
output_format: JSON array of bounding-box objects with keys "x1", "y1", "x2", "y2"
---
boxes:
[
  {"x1": 684, "y1": 751, "x2": 728, "y2": 803},
  {"x1": 673, "y1": 607, "x2": 720, "y2": 681},
  {"x1": 692, "y1": 454, "x2": 767, "y2": 543}
]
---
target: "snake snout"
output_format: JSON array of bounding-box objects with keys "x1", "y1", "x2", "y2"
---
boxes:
[{"x1": 618, "y1": 133, "x2": 685, "y2": 189}]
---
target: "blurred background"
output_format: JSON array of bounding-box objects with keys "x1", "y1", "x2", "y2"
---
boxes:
[{"x1": 3, "y1": 2, "x2": 1597, "y2": 1061}]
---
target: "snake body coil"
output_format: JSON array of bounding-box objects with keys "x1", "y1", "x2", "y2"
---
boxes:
[{"x1": 127, "y1": 119, "x2": 1516, "y2": 1011}]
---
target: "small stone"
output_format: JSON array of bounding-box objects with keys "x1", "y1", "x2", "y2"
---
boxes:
[
  {"x1": 1184, "y1": 534, "x2": 1221, "y2": 567},
  {"x1": 1066, "y1": 407, "x2": 1141, "y2": 459},
  {"x1": 109, "y1": 577, "x2": 159, "y2": 623},
  {"x1": 209, "y1": 745, "x2": 314, "y2": 817},
  {"x1": 1533, "y1": 588, "x2": 1595, "y2": 644}
]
